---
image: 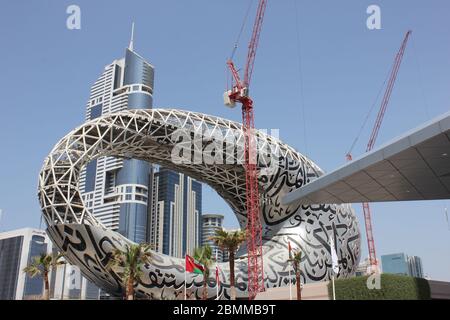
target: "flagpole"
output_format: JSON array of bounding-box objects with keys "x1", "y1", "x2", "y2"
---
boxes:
[
  {"x1": 184, "y1": 255, "x2": 187, "y2": 300},
  {"x1": 288, "y1": 264, "x2": 292, "y2": 300},
  {"x1": 287, "y1": 240, "x2": 293, "y2": 300},
  {"x1": 216, "y1": 250, "x2": 219, "y2": 300},
  {"x1": 332, "y1": 274, "x2": 336, "y2": 300}
]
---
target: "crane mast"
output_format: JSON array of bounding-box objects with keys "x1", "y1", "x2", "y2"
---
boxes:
[
  {"x1": 349, "y1": 31, "x2": 412, "y2": 272},
  {"x1": 224, "y1": 0, "x2": 268, "y2": 299}
]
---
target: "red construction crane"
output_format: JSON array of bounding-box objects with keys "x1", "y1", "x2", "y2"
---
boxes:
[
  {"x1": 347, "y1": 31, "x2": 412, "y2": 272},
  {"x1": 224, "y1": 0, "x2": 268, "y2": 299}
]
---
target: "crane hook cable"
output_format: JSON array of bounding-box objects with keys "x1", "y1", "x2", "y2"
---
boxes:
[
  {"x1": 230, "y1": 0, "x2": 255, "y2": 61},
  {"x1": 410, "y1": 35, "x2": 431, "y2": 120},
  {"x1": 293, "y1": 0, "x2": 309, "y2": 157},
  {"x1": 346, "y1": 57, "x2": 394, "y2": 158}
]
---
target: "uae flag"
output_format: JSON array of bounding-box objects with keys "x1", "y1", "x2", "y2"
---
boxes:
[
  {"x1": 185, "y1": 255, "x2": 204, "y2": 274},
  {"x1": 288, "y1": 241, "x2": 293, "y2": 260}
]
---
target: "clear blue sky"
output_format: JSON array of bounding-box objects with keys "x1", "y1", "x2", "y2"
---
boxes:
[{"x1": 0, "y1": 0, "x2": 449, "y2": 281}]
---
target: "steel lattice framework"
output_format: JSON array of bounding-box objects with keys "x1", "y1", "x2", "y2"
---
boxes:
[
  {"x1": 38, "y1": 108, "x2": 361, "y2": 299},
  {"x1": 39, "y1": 108, "x2": 317, "y2": 228}
]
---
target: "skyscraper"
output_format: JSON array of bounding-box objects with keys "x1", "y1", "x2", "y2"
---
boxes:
[
  {"x1": 78, "y1": 26, "x2": 203, "y2": 275},
  {"x1": 150, "y1": 167, "x2": 202, "y2": 258},
  {"x1": 79, "y1": 28, "x2": 154, "y2": 243},
  {"x1": 408, "y1": 256, "x2": 424, "y2": 278},
  {"x1": 201, "y1": 214, "x2": 224, "y2": 262},
  {"x1": 0, "y1": 228, "x2": 51, "y2": 300}
]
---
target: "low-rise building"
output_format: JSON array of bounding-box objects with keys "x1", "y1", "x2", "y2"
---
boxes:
[
  {"x1": 0, "y1": 228, "x2": 51, "y2": 300},
  {"x1": 381, "y1": 252, "x2": 424, "y2": 278}
]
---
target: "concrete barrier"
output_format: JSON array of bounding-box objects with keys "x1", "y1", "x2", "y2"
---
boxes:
[
  {"x1": 255, "y1": 282, "x2": 330, "y2": 300},
  {"x1": 429, "y1": 280, "x2": 450, "y2": 300}
]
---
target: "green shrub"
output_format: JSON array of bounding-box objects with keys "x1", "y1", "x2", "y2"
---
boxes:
[{"x1": 327, "y1": 274, "x2": 431, "y2": 300}]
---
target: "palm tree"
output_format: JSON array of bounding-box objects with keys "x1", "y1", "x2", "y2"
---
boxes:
[
  {"x1": 209, "y1": 229, "x2": 246, "y2": 300},
  {"x1": 194, "y1": 245, "x2": 213, "y2": 300},
  {"x1": 23, "y1": 252, "x2": 65, "y2": 300},
  {"x1": 288, "y1": 250, "x2": 302, "y2": 300},
  {"x1": 107, "y1": 243, "x2": 153, "y2": 300}
]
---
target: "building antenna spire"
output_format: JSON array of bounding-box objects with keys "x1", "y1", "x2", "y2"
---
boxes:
[{"x1": 129, "y1": 22, "x2": 135, "y2": 51}]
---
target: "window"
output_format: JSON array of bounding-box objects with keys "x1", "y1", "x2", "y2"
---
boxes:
[
  {"x1": 84, "y1": 160, "x2": 97, "y2": 192},
  {"x1": 141, "y1": 85, "x2": 152, "y2": 94},
  {"x1": 125, "y1": 194, "x2": 132, "y2": 200},
  {"x1": 90, "y1": 104, "x2": 103, "y2": 120}
]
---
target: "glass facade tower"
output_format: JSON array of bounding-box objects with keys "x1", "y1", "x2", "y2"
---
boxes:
[
  {"x1": 80, "y1": 46, "x2": 155, "y2": 244},
  {"x1": 150, "y1": 167, "x2": 202, "y2": 258},
  {"x1": 381, "y1": 253, "x2": 425, "y2": 278},
  {"x1": 408, "y1": 256, "x2": 424, "y2": 278}
]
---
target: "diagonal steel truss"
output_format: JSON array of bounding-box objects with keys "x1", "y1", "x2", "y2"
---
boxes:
[{"x1": 38, "y1": 108, "x2": 319, "y2": 229}]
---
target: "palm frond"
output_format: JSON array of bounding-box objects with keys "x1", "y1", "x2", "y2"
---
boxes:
[
  {"x1": 209, "y1": 229, "x2": 246, "y2": 255},
  {"x1": 106, "y1": 243, "x2": 154, "y2": 289},
  {"x1": 23, "y1": 251, "x2": 64, "y2": 277}
]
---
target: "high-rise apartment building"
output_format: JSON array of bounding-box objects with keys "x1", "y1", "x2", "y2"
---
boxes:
[
  {"x1": 79, "y1": 34, "x2": 154, "y2": 243},
  {"x1": 201, "y1": 214, "x2": 224, "y2": 262},
  {"x1": 75, "y1": 28, "x2": 203, "y2": 264},
  {"x1": 150, "y1": 167, "x2": 202, "y2": 258},
  {"x1": 0, "y1": 228, "x2": 51, "y2": 300}
]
